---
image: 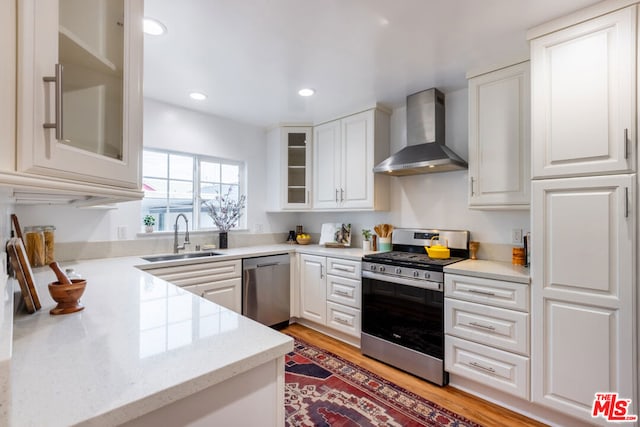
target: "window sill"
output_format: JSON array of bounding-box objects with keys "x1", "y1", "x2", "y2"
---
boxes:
[{"x1": 136, "y1": 229, "x2": 248, "y2": 238}]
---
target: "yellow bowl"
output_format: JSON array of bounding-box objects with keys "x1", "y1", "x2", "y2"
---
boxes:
[{"x1": 296, "y1": 236, "x2": 312, "y2": 245}]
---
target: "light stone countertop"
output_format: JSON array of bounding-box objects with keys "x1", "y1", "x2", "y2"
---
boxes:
[
  {"x1": 444, "y1": 259, "x2": 530, "y2": 284},
  {"x1": 5, "y1": 243, "x2": 370, "y2": 426},
  {"x1": 9, "y1": 256, "x2": 293, "y2": 427}
]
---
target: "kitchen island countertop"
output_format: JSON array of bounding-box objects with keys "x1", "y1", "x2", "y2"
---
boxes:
[{"x1": 9, "y1": 256, "x2": 293, "y2": 427}]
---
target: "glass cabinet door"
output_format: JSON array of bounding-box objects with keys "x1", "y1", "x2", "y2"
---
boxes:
[
  {"x1": 284, "y1": 127, "x2": 312, "y2": 208},
  {"x1": 59, "y1": 0, "x2": 125, "y2": 160}
]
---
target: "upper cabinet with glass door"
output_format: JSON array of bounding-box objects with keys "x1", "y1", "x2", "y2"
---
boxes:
[
  {"x1": 266, "y1": 126, "x2": 313, "y2": 210},
  {"x1": 17, "y1": 0, "x2": 143, "y2": 190}
]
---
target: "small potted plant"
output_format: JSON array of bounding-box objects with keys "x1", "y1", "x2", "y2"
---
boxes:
[
  {"x1": 143, "y1": 215, "x2": 156, "y2": 233},
  {"x1": 362, "y1": 228, "x2": 372, "y2": 251}
]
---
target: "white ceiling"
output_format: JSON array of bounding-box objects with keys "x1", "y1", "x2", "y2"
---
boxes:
[{"x1": 143, "y1": 0, "x2": 600, "y2": 128}]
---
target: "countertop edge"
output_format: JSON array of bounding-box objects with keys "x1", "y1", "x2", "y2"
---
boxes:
[
  {"x1": 86, "y1": 338, "x2": 293, "y2": 426},
  {"x1": 444, "y1": 259, "x2": 530, "y2": 284}
]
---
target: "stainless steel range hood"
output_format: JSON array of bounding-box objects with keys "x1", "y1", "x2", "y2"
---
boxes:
[{"x1": 373, "y1": 88, "x2": 467, "y2": 176}]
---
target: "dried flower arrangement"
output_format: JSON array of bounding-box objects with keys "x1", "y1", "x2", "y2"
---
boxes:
[{"x1": 201, "y1": 187, "x2": 246, "y2": 232}]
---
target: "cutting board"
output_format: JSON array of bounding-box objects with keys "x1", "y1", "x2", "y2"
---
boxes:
[{"x1": 7, "y1": 237, "x2": 41, "y2": 313}]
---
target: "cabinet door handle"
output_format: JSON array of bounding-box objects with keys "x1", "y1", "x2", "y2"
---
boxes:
[
  {"x1": 469, "y1": 361, "x2": 496, "y2": 373},
  {"x1": 340, "y1": 188, "x2": 344, "y2": 202},
  {"x1": 335, "y1": 188, "x2": 339, "y2": 203},
  {"x1": 625, "y1": 187, "x2": 629, "y2": 218},
  {"x1": 307, "y1": 190, "x2": 310, "y2": 204},
  {"x1": 469, "y1": 321, "x2": 496, "y2": 331},
  {"x1": 320, "y1": 265, "x2": 324, "y2": 279},
  {"x1": 624, "y1": 128, "x2": 629, "y2": 159},
  {"x1": 470, "y1": 177, "x2": 475, "y2": 196},
  {"x1": 467, "y1": 288, "x2": 496, "y2": 297},
  {"x1": 43, "y1": 63, "x2": 64, "y2": 140}
]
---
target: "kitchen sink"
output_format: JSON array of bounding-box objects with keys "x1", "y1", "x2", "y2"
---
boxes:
[{"x1": 141, "y1": 251, "x2": 222, "y2": 262}]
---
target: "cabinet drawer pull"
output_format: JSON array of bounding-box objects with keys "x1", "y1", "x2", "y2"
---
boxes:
[
  {"x1": 334, "y1": 317, "x2": 352, "y2": 326},
  {"x1": 332, "y1": 265, "x2": 352, "y2": 272},
  {"x1": 469, "y1": 361, "x2": 496, "y2": 373},
  {"x1": 334, "y1": 289, "x2": 351, "y2": 297},
  {"x1": 43, "y1": 63, "x2": 64, "y2": 140},
  {"x1": 469, "y1": 321, "x2": 496, "y2": 331},
  {"x1": 467, "y1": 289, "x2": 496, "y2": 296}
]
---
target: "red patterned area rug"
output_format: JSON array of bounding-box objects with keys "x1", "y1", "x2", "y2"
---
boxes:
[{"x1": 285, "y1": 337, "x2": 482, "y2": 427}]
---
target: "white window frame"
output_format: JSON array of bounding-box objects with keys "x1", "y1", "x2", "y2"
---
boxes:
[{"x1": 142, "y1": 148, "x2": 246, "y2": 232}]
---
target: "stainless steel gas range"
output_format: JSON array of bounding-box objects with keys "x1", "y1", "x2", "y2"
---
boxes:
[{"x1": 361, "y1": 228, "x2": 469, "y2": 386}]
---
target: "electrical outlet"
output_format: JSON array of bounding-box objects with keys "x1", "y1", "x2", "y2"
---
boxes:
[{"x1": 512, "y1": 228, "x2": 523, "y2": 244}]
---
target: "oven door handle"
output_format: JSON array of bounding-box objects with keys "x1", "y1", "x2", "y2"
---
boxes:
[{"x1": 362, "y1": 270, "x2": 442, "y2": 292}]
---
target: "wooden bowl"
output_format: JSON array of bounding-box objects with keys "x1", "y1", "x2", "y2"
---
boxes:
[
  {"x1": 48, "y1": 279, "x2": 86, "y2": 315},
  {"x1": 296, "y1": 236, "x2": 312, "y2": 245}
]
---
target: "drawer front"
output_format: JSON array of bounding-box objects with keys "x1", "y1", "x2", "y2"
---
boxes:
[
  {"x1": 445, "y1": 298, "x2": 529, "y2": 355},
  {"x1": 445, "y1": 335, "x2": 530, "y2": 400},
  {"x1": 445, "y1": 273, "x2": 529, "y2": 312},
  {"x1": 326, "y1": 301, "x2": 361, "y2": 338},
  {"x1": 326, "y1": 275, "x2": 361, "y2": 309},
  {"x1": 326, "y1": 257, "x2": 361, "y2": 280},
  {"x1": 145, "y1": 259, "x2": 242, "y2": 285}
]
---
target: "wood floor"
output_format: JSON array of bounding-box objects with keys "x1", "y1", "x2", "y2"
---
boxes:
[{"x1": 282, "y1": 323, "x2": 547, "y2": 427}]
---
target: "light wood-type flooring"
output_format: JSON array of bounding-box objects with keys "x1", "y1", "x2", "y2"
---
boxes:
[{"x1": 282, "y1": 323, "x2": 546, "y2": 427}]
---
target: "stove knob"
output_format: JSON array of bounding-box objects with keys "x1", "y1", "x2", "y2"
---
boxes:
[
  {"x1": 369, "y1": 264, "x2": 377, "y2": 271},
  {"x1": 395, "y1": 267, "x2": 402, "y2": 274},
  {"x1": 379, "y1": 266, "x2": 386, "y2": 272},
  {"x1": 424, "y1": 272, "x2": 431, "y2": 279},
  {"x1": 413, "y1": 271, "x2": 419, "y2": 278}
]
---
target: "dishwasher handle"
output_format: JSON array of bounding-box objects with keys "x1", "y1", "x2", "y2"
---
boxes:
[{"x1": 257, "y1": 262, "x2": 280, "y2": 268}]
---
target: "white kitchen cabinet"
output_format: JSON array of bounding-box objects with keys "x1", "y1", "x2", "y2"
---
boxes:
[
  {"x1": 531, "y1": 174, "x2": 636, "y2": 422},
  {"x1": 529, "y1": 5, "x2": 636, "y2": 178},
  {"x1": 299, "y1": 254, "x2": 327, "y2": 324},
  {"x1": 445, "y1": 273, "x2": 530, "y2": 399},
  {"x1": 11, "y1": 0, "x2": 143, "y2": 200},
  {"x1": 142, "y1": 259, "x2": 242, "y2": 313},
  {"x1": 298, "y1": 254, "x2": 362, "y2": 339},
  {"x1": 313, "y1": 108, "x2": 390, "y2": 210},
  {"x1": 467, "y1": 61, "x2": 530, "y2": 209},
  {"x1": 266, "y1": 126, "x2": 312, "y2": 210}
]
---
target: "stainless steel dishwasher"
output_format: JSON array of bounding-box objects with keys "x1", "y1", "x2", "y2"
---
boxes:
[{"x1": 242, "y1": 254, "x2": 290, "y2": 328}]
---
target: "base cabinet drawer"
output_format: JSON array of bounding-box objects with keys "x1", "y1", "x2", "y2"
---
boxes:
[
  {"x1": 326, "y1": 274, "x2": 361, "y2": 308},
  {"x1": 326, "y1": 301, "x2": 361, "y2": 338},
  {"x1": 326, "y1": 257, "x2": 361, "y2": 280},
  {"x1": 445, "y1": 335, "x2": 530, "y2": 400},
  {"x1": 445, "y1": 298, "x2": 529, "y2": 355},
  {"x1": 445, "y1": 273, "x2": 529, "y2": 312}
]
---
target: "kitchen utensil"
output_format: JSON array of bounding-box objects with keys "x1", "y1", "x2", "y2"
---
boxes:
[
  {"x1": 14, "y1": 238, "x2": 42, "y2": 309},
  {"x1": 6, "y1": 238, "x2": 38, "y2": 313},
  {"x1": 49, "y1": 262, "x2": 72, "y2": 285},
  {"x1": 48, "y1": 279, "x2": 86, "y2": 315},
  {"x1": 425, "y1": 236, "x2": 450, "y2": 259},
  {"x1": 469, "y1": 241, "x2": 480, "y2": 260},
  {"x1": 11, "y1": 214, "x2": 24, "y2": 241}
]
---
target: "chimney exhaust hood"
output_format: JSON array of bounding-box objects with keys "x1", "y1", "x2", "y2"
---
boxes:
[{"x1": 373, "y1": 88, "x2": 467, "y2": 176}]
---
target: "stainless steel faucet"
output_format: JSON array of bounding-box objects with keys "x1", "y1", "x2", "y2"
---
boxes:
[{"x1": 173, "y1": 213, "x2": 190, "y2": 253}]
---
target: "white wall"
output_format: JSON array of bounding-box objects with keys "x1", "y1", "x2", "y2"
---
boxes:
[
  {"x1": 14, "y1": 90, "x2": 528, "y2": 247},
  {"x1": 298, "y1": 88, "x2": 530, "y2": 244},
  {"x1": 14, "y1": 99, "x2": 296, "y2": 242}
]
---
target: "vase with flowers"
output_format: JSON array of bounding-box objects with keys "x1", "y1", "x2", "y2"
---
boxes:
[{"x1": 201, "y1": 187, "x2": 246, "y2": 249}]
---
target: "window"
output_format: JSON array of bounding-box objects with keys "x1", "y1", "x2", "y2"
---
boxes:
[{"x1": 142, "y1": 149, "x2": 245, "y2": 232}]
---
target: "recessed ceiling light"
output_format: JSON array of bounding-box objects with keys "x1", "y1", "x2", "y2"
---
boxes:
[
  {"x1": 189, "y1": 92, "x2": 207, "y2": 101},
  {"x1": 143, "y1": 17, "x2": 167, "y2": 36},
  {"x1": 298, "y1": 88, "x2": 315, "y2": 97}
]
